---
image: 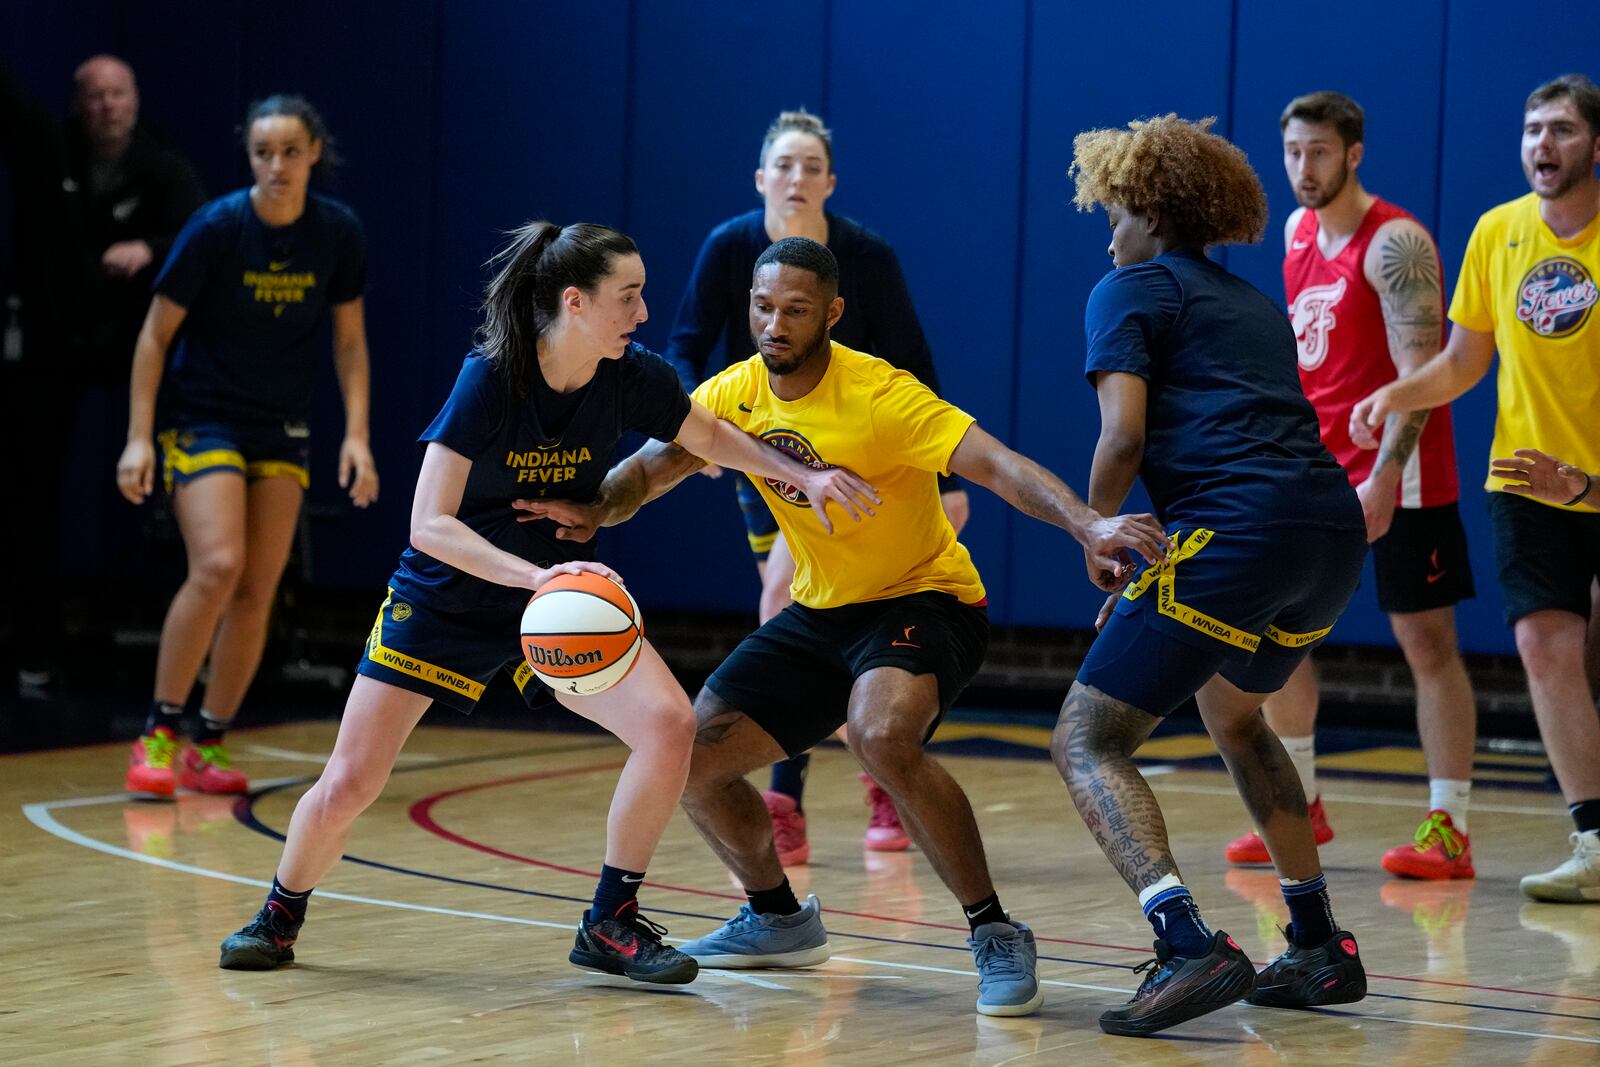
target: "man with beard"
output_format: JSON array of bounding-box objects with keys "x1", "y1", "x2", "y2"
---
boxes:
[
  {"x1": 517, "y1": 236, "x2": 1169, "y2": 1016},
  {"x1": 1353, "y1": 74, "x2": 1600, "y2": 903},
  {"x1": 1221, "y1": 91, "x2": 1480, "y2": 881}
]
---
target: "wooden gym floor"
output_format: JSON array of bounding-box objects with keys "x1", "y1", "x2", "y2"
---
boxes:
[{"x1": 4, "y1": 720, "x2": 1596, "y2": 1065}]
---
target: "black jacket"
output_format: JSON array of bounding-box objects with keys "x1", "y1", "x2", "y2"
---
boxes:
[{"x1": 1, "y1": 63, "x2": 203, "y2": 380}]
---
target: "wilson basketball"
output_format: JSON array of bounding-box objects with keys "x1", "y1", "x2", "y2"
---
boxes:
[{"x1": 519, "y1": 572, "x2": 644, "y2": 696}]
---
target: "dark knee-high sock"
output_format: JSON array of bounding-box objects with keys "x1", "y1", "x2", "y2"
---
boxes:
[{"x1": 768, "y1": 753, "x2": 810, "y2": 810}]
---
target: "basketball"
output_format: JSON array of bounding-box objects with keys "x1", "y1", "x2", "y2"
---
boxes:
[{"x1": 519, "y1": 572, "x2": 644, "y2": 695}]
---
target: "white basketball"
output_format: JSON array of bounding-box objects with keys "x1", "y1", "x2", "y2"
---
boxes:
[{"x1": 519, "y1": 572, "x2": 644, "y2": 696}]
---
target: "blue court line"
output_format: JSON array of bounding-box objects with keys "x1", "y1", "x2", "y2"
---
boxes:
[{"x1": 235, "y1": 774, "x2": 1600, "y2": 1026}]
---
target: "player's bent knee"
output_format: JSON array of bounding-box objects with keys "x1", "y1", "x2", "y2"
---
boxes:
[{"x1": 847, "y1": 717, "x2": 921, "y2": 783}]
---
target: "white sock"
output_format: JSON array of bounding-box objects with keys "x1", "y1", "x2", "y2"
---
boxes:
[
  {"x1": 1137, "y1": 873, "x2": 1184, "y2": 910},
  {"x1": 1429, "y1": 778, "x2": 1472, "y2": 832},
  {"x1": 1279, "y1": 734, "x2": 1317, "y2": 802}
]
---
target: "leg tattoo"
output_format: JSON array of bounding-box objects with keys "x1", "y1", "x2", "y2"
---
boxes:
[{"x1": 1052, "y1": 684, "x2": 1175, "y2": 893}]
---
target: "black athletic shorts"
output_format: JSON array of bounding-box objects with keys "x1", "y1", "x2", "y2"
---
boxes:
[
  {"x1": 703, "y1": 590, "x2": 989, "y2": 757},
  {"x1": 1487, "y1": 491, "x2": 1600, "y2": 626},
  {"x1": 1371, "y1": 503, "x2": 1475, "y2": 614}
]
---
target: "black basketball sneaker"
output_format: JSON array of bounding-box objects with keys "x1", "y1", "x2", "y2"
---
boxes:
[
  {"x1": 570, "y1": 901, "x2": 699, "y2": 985},
  {"x1": 1248, "y1": 929, "x2": 1366, "y2": 1008},
  {"x1": 1099, "y1": 931, "x2": 1256, "y2": 1037},
  {"x1": 219, "y1": 901, "x2": 302, "y2": 970}
]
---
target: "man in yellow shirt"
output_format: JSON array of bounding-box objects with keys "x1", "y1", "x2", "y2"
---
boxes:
[
  {"x1": 521, "y1": 237, "x2": 1166, "y2": 1015},
  {"x1": 1354, "y1": 73, "x2": 1600, "y2": 902}
]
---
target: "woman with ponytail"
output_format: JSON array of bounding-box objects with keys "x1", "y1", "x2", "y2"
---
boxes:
[
  {"x1": 216, "y1": 220, "x2": 878, "y2": 986},
  {"x1": 117, "y1": 95, "x2": 377, "y2": 799}
]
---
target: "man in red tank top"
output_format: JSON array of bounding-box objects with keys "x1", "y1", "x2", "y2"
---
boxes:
[{"x1": 1223, "y1": 91, "x2": 1479, "y2": 881}]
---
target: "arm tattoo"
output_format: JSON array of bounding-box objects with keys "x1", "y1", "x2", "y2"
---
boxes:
[
  {"x1": 1054, "y1": 685, "x2": 1177, "y2": 893},
  {"x1": 1376, "y1": 409, "x2": 1430, "y2": 475},
  {"x1": 1377, "y1": 229, "x2": 1446, "y2": 360},
  {"x1": 1372, "y1": 228, "x2": 1443, "y2": 474}
]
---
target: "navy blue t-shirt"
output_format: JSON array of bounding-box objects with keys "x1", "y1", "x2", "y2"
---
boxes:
[
  {"x1": 663, "y1": 209, "x2": 941, "y2": 394},
  {"x1": 387, "y1": 346, "x2": 692, "y2": 619},
  {"x1": 1083, "y1": 250, "x2": 1361, "y2": 531},
  {"x1": 154, "y1": 189, "x2": 366, "y2": 426}
]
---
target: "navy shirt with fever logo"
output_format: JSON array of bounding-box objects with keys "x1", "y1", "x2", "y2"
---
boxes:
[
  {"x1": 387, "y1": 348, "x2": 692, "y2": 620},
  {"x1": 154, "y1": 189, "x2": 365, "y2": 426}
]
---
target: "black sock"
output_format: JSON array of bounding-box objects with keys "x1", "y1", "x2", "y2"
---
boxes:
[
  {"x1": 747, "y1": 877, "x2": 801, "y2": 916},
  {"x1": 1280, "y1": 873, "x2": 1337, "y2": 947},
  {"x1": 768, "y1": 754, "x2": 810, "y2": 811},
  {"x1": 144, "y1": 700, "x2": 184, "y2": 737},
  {"x1": 589, "y1": 864, "x2": 645, "y2": 923},
  {"x1": 267, "y1": 874, "x2": 312, "y2": 924},
  {"x1": 194, "y1": 709, "x2": 230, "y2": 746},
  {"x1": 1572, "y1": 799, "x2": 1600, "y2": 835},
  {"x1": 962, "y1": 892, "x2": 1007, "y2": 932}
]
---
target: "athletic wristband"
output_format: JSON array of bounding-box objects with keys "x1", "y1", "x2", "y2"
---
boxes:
[{"x1": 1564, "y1": 471, "x2": 1593, "y2": 508}]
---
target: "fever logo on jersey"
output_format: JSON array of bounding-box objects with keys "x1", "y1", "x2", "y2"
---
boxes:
[
  {"x1": 1516, "y1": 257, "x2": 1597, "y2": 339},
  {"x1": 1289, "y1": 277, "x2": 1347, "y2": 370},
  {"x1": 758, "y1": 428, "x2": 829, "y2": 508}
]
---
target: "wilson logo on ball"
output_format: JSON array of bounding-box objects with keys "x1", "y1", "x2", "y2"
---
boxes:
[{"x1": 520, "y1": 571, "x2": 644, "y2": 695}]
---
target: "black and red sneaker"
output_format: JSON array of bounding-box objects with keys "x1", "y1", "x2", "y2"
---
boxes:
[
  {"x1": 1099, "y1": 931, "x2": 1256, "y2": 1037},
  {"x1": 219, "y1": 901, "x2": 302, "y2": 970},
  {"x1": 569, "y1": 902, "x2": 698, "y2": 985},
  {"x1": 1248, "y1": 929, "x2": 1366, "y2": 1008}
]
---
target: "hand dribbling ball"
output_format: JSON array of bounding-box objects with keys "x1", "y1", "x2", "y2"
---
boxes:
[{"x1": 520, "y1": 572, "x2": 643, "y2": 695}]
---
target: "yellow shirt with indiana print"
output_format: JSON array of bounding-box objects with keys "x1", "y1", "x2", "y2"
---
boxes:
[
  {"x1": 1450, "y1": 192, "x2": 1600, "y2": 512},
  {"x1": 692, "y1": 341, "x2": 986, "y2": 609}
]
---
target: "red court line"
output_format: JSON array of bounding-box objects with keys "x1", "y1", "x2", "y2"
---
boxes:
[{"x1": 410, "y1": 766, "x2": 1600, "y2": 1006}]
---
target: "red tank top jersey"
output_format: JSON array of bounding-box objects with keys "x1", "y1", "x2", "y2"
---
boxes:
[{"x1": 1284, "y1": 198, "x2": 1459, "y2": 506}]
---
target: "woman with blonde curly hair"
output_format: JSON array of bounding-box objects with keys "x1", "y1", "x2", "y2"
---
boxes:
[{"x1": 1047, "y1": 115, "x2": 1370, "y2": 1036}]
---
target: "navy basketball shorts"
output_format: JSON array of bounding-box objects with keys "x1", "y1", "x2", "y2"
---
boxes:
[
  {"x1": 1371, "y1": 502, "x2": 1475, "y2": 614},
  {"x1": 1076, "y1": 526, "x2": 1367, "y2": 717},
  {"x1": 159, "y1": 419, "x2": 311, "y2": 493},
  {"x1": 703, "y1": 589, "x2": 990, "y2": 757},
  {"x1": 354, "y1": 589, "x2": 545, "y2": 713},
  {"x1": 1487, "y1": 491, "x2": 1600, "y2": 626}
]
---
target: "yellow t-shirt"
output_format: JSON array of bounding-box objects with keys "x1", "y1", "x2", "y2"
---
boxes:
[
  {"x1": 692, "y1": 341, "x2": 986, "y2": 609},
  {"x1": 1450, "y1": 192, "x2": 1600, "y2": 511}
]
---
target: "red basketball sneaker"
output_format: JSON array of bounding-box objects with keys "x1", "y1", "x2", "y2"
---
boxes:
[
  {"x1": 178, "y1": 742, "x2": 249, "y2": 794},
  {"x1": 127, "y1": 726, "x2": 179, "y2": 796},
  {"x1": 862, "y1": 773, "x2": 911, "y2": 852},
  {"x1": 1224, "y1": 795, "x2": 1333, "y2": 864},
  {"x1": 763, "y1": 790, "x2": 810, "y2": 866},
  {"x1": 1381, "y1": 810, "x2": 1474, "y2": 880}
]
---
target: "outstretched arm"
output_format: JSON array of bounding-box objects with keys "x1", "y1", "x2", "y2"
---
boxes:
[
  {"x1": 515, "y1": 400, "x2": 879, "y2": 541},
  {"x1": 1350, "y1": 323, "x2": 1495, "y2": 450},
  {"x1": 948, "y1": 422, "x2": 1167, "y2": 591}
]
